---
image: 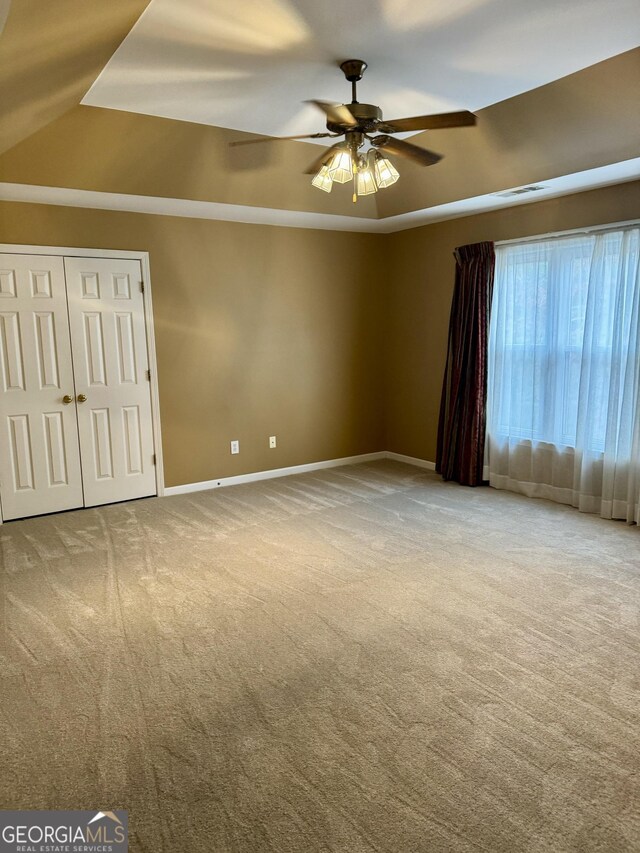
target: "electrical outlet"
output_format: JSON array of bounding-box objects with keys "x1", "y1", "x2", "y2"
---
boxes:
[
  {"x1": 269, "y1": 435, "x2": 277, "y2": 449},
  {"x1": 230, "y1": 440, "x2": 239, "y2": 455}
]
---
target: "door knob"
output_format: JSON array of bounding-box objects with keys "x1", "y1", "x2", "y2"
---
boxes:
[
  {"x1": 62, "y1": 394, "x2": 73, "y2": 405},
  {"x1": 77, "y1": 394, "x2": 87, "y2": 403}
]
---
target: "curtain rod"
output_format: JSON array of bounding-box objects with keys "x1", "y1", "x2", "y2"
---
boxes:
[{"x1": 496, "y1": 219, "x2": 640, "y2": 247}]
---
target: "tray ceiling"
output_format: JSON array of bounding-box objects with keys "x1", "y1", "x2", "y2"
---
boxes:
[{"x1": 82, "y1": 0, "x2": 640, "y2": 141}]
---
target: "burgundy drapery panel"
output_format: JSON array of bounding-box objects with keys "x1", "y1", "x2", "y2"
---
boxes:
[{"x1": 436, "y1": 241, "x2": 495, "y2": 486}]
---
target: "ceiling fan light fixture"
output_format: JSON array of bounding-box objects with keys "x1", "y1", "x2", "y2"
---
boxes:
[
  {"x1": 311, "y1": 164, "x2": 333, "y2": 192},
  {"x1": 234, "y1": 59, "x2": 476, "y2": 204},
  {"x1": 372, "y1": 152, "x2": 400, "y2": 188},
  {"x1": 356, "y1": 158, "x2": 377, "y2": 196},
  {"x1": 327, "y1": 147, "x2": 354, "y2": 183}
]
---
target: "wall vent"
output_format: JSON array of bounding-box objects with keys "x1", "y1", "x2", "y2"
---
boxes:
[{"x1": 495, "y1": 185, "x2": 547, "y2": 198}]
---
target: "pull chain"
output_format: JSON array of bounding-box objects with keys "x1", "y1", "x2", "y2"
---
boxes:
[{"x1": 352, "y1": 154, "x2": 358, "y2": 203}]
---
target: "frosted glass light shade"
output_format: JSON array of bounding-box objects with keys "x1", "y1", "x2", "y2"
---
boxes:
[
  {"x1": 356, "y1": 163, "x2": 377, "y2": 196},
  {"x1": 327, "y1": 148, "x2": 353, "y2": 183},
  {"x1": 373, "y1": 153, "x2": 399, "y2": 188},
  {"x1": 311, "y1": 164, "x2": 333, "y2": 192}
]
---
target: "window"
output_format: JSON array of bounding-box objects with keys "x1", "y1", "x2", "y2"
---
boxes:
[{"x1": 488, "y1": 228, "x2": 640, "y2": 453}]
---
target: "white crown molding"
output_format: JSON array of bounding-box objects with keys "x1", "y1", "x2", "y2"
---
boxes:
[
  {"x1": 376, "y1": 158, "x2": 640, "y2": 232},
  {"x1": 0, "y1": 183, "x2": 379, "y2": 232},
  {"x1": 1, "y1": 158, "x2": 638, "y2": 234}
]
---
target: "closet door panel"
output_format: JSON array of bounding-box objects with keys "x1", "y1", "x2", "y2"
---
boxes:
[
  {"x1": 0, "y1": 254, "x2": 83, "y2": 520},
  {"x1": 64, "y1": 257, "x2": 157, "y2": 507}
]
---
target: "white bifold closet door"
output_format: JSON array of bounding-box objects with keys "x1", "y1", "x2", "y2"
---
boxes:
[
  {"x1": 0, "y1": 253, "x2": 157, "y2": 520},
  {"x1": 0, "y1": 255, "x2": 84, "y2": 518},
  {"x1": 64, "y1": 257, "x2": 156, "y2": 508}
]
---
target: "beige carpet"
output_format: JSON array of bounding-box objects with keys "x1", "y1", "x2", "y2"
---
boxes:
[{"x1": 1, "y1": 461, "x2": 639, "y2": 852}]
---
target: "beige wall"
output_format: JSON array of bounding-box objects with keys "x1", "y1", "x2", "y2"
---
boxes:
[
  {"x1": 0, "y1": 0, "x2": 150, "y2": 154},
  {"x1": 385, "y1": 180, "x2": 640, "y2": 462},
  {"x1": 1, "y1": 180, "x2": 637, "y2": 488},
  {"x1": 0, "y1": 106, "x2": 379, "y2": 219},
  {"x1": 0, "y1": 202, "x2": 385, "y2": 486}
]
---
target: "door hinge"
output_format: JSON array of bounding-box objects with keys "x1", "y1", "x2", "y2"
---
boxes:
[
  {"x1": 140, "y1": 281, "x2": 145, "y2": 293},
  {"x1": 152, "y1": 454, "x2": 156, "y2": 466},
  {"x1": 146, "y1": 368, "x2": 151, "y2": 381}
]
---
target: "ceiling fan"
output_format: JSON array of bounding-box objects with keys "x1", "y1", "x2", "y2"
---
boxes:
[{"x1": 230, "y1": 59, "x2": 477, "y2": 201}]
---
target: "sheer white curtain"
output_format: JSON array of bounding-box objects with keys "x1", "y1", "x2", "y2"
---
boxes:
[{"x1": 485, "y1": 226, "x2": 640, "y2": 523}]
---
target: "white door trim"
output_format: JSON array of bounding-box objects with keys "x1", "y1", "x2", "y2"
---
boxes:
[{"x1": 0, "y1": 244, "x2": 164, "y2": 524}]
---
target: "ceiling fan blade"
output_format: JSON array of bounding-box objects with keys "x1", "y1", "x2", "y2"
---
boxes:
[
  {"x1": 230, "y1": 132, "x2": 336, "y2": 147},
  {"x1": 372, "y1": 135, "x2": 442, "y2": 166},
  {"x1": 307, "y1": 100, "x2": 358, "y2": 128},
  {"x1": 303, "y1": 143, "x2": 343, "y2": 175},
  {"x1": 378, "y1": 110, "x2": 476, "y2": 133}
]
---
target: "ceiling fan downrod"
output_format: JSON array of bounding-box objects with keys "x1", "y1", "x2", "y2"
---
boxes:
[{"x1": 339, "y1": 59, "x2": 367, "y2": 104}]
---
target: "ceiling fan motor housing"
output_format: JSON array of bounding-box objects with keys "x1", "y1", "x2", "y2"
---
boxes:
[{"x1": 327, "y1": 102, "x2": 382, "y2": 134}]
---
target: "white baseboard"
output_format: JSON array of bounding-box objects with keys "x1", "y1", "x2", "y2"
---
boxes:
[
  {"x1": 163, "y1": 451, "x2": 389, "y2": 496},
  {"x1": 385, "y1": 452, "x2": 436, "y2": 471},
  {"x1": 164, "y1": 451, "x2": 437, "y2": 497}
]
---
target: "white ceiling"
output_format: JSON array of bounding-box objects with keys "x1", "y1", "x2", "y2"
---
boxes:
[{"x1": 83, "y1": 0, "x2": 640, "y2": 141}]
